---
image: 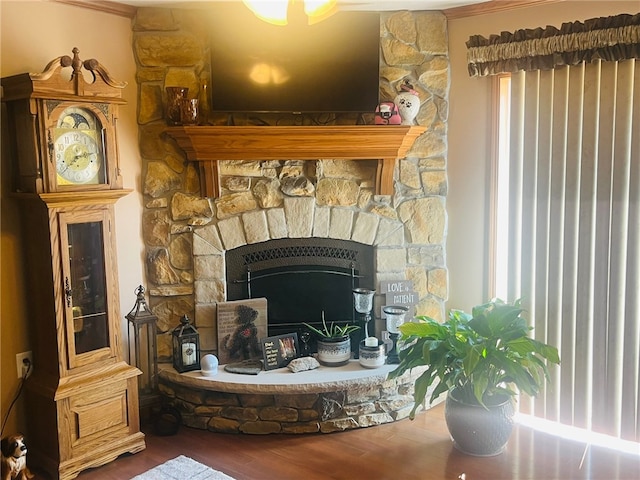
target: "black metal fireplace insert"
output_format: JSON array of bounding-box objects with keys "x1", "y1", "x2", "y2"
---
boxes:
[{"x1": 225, "y1": 238, "x2": 375, "y2": 341}]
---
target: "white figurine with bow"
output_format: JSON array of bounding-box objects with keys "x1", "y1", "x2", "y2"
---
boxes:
[{"x1": 394, "y1": 80, "x2": 420, "y2": 125}]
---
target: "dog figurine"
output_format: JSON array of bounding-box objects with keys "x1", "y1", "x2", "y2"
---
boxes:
[{"x1": 1, "y1": 434, "x2": 34, "y2": 480}]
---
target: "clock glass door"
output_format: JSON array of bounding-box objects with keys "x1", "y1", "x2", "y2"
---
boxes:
[
  {"x1": 60, "y1": 210, "x2": 116, "y2": 368},
  {"x1": 68, "y1": 221, "x2": 108, "y2": 353}
]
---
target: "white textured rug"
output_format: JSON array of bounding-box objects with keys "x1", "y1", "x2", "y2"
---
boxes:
[{"x1": 131, "y1": 455, "x2": 235, "y2": 480}]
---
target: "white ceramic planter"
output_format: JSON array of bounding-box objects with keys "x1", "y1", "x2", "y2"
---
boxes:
[{"x1": 316, "y1": 337, "x2": 351, "y2": 367}]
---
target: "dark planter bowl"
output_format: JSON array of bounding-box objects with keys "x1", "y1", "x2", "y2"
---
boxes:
[{"x1": 444, "y1": 388, "x2": 515, "y2": 456}]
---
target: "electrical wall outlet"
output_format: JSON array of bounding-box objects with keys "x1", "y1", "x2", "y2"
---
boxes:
[{"x1": 16, "y1": 351, "x2": 33, "y2": 379}]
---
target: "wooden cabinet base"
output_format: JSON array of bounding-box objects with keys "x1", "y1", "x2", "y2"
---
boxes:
[
  {"x1": 25, "y1": 364, "x2": 145, "y2": 480},
  {"x1": 30, "y1": 433, "x2": 145, "y2": 480}
]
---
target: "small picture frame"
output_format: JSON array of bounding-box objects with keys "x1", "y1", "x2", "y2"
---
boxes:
[{"x1": 261, "y1": 333, "x2": 299, "y2": 371}]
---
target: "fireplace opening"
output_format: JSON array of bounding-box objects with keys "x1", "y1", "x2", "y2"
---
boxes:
[{"x1": 225, "y1": 238, "x2": 375, "y2": 341}]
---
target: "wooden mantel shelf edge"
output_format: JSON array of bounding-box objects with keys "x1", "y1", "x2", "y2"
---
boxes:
[{"x1": 165, "y1": 125, "x2": 426, "y2": 198}]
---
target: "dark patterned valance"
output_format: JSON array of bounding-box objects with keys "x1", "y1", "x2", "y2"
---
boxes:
[{"x1": 466, "y1": 13, "x2": 640, "y2": 77}]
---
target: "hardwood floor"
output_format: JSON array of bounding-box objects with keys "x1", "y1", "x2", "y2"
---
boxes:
[{"x1": 33, "y1": 404, "x2": 639, "y2": 480}]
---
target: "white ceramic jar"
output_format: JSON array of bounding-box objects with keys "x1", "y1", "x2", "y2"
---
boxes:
[{"x1": 359, "y1": 339, "x2": 386, "y2": 368}]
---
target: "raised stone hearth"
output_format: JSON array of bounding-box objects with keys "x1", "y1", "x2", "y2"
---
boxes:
[{"x1": 158, "y1": 363, "x2": 424, "y2": 434}]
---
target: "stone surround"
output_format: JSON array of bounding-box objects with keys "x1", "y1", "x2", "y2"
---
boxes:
[
  {"x1": 158, "y1": 362, "x2": 426, "y2": 434},
  {"x1": 132, "y1": 8, "x2": 450, "y2": 365}
]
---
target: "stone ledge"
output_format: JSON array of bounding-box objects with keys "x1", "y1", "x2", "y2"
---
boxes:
[{"x1": 159, "y1": 361, "x2": 400, "y2": 394}]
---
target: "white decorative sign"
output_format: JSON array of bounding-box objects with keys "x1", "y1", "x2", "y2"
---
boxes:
[{"x1": 379, "y1": 280, "x2": 417, "y2": 319}]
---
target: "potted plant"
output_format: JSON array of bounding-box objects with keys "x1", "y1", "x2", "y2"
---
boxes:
[
  {"x1": 304, "y1": 315, "x2": 360, "y2": 367},
  {"x1": 389, "y1": 299, "x2": 560, "y2": 456}
]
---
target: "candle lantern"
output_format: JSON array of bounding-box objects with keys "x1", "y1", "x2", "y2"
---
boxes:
[
  {"x1": 383, "y1": 305, "x2": 409, "y2": 364},
  {"x1": 126, "y1": 285, "x2": 159, "y2": 404},
  {"x1": 172, "y1": 314, "x2": 201, "y2": 373}
]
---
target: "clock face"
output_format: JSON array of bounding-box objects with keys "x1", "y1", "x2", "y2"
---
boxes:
[
  {"x1": 55, "y1": 131, "x2": 103, "y2": 184},
  {"x1": 53, "y1": 106, "x2": 106, "y2": 186}
]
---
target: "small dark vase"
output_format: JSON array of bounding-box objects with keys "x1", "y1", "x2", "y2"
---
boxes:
[
  {"x1": 444, "y1": 388, "x2": 515, "y2": 456},
  {"x1": 165, "y1": 87, "x2": 189, "y2": 126}
]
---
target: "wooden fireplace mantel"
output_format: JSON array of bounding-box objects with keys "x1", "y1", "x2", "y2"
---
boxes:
[{"x1": 165, "y1": 125, "x2": 426, "y2": 198}]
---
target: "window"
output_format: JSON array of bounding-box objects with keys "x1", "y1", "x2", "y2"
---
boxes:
[{"x1": 493, "y1": 60, "x2": 639, "y2": 442}]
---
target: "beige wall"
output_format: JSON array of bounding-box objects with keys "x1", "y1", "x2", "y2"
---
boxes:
[
  {"x1": 0, "y1": 0, "x2": 144, "y2": 435},
  {"x1": 447, "y1": 1, "x2": 639, "y2": 312}
]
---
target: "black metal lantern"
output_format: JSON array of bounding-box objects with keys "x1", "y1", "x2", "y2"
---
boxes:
[
  {"x1": 172, "y1": 314, "x2": 201, "y2": 373},
  {"x1": 126, "y1": 285, "x2": 159, "y2": 404}
]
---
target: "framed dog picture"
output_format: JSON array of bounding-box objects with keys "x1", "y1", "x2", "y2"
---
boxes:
[
  {"x1": 261, "y1": 333, "x2": 299, "y2": 370},
  {"x1": 217, "y1": 298, "x2": 267, "y2": 365}
]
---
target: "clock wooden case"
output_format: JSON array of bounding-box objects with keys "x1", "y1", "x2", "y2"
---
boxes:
[{"x1": 1, "y1": 48, "x2": 145, "y2": 480}]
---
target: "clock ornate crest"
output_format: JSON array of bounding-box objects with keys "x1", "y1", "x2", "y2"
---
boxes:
[{"x1": 1, "y1": 48, "x2": 145, "y2": 480}]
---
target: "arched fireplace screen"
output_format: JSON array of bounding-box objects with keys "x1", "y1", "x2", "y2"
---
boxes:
[{"x1": 226, "y1": 238, "x2": 374, "y2": 337}]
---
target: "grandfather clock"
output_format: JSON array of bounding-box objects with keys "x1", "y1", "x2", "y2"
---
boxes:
[{"x1": 1, "y1": 49, "x2": 145, "y2": 480}]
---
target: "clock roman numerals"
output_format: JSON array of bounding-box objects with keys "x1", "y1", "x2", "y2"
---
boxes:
[{"x1": 55, "y1": 130, "x2": 102, "y2": 184}]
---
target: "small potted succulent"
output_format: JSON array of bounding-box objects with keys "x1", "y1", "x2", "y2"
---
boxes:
[
  {"x1": 304, "y1": 315, "x2": 360, "y2": 367},
  {"x1": 389, "y1": 299, "x2": 560, "y2": 456}
]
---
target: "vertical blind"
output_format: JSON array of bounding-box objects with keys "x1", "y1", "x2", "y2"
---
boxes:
[{"x1": 507, "y1": 59, "x2": 639, "y2": 441}]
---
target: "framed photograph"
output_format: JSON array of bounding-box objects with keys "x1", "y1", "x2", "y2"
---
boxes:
[
  {"x1": 261, "y1": 333, "x2": 299, "y2": 371},
  {"x1": 217, "y1": 298, "x2": 267, "y2": 365}
]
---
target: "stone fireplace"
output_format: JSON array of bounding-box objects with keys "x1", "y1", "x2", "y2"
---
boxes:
[{"x1": 132, "y1": 7, "x2": 450, "y2": 365}]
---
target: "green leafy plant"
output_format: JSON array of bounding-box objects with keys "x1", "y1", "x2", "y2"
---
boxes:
[
  {"x1": 303, "y1": 314, "x2": 359, "y2": 340},
  {"x1": 389, "y1": 299, "x2": 560, "y2": 418}
]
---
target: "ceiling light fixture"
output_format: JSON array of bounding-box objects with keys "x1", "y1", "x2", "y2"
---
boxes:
[{"x1": 242, "y1": 0, "x2": 337, "y2": 26}]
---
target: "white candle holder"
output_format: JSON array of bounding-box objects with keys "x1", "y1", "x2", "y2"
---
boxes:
[{"x1": 353, "y1": 288, "x2": 375, "y2": 359}]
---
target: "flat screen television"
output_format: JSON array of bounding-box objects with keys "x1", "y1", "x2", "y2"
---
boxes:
[{"x1": 209, "y1": 4, "x2": 380, "y2": 114}]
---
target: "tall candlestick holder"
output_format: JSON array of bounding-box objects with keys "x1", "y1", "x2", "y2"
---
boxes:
[
  {"x1": 353, "y1": 288, "x2": 375, "y2": 359},
  {"x1": 384, "y1": 305, "x2": 409, "y2": 364}
]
